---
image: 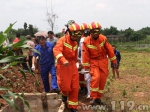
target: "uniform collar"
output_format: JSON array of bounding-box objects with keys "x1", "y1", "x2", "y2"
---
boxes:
[{"x1": 39, "y1": 42, "x2": 48, "y2": 48}]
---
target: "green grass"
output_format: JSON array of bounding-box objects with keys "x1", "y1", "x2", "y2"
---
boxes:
[{"x1": 101, "y1": 51, "x2": 150, "y2": 112}]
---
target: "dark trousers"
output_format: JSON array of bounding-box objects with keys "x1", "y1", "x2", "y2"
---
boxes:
[
  {"x1": 40, "y1": 64, "x2": 58, "y2": 92},
  {"x1": 28, "y1": 56, "x2": 33, "y2": 69}
]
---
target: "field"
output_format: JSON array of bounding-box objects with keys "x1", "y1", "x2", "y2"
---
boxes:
[
  {"x1": 0, "y1": 50, "x2": 150, "y2": 112},
  {"x1": 102, "y1": 51, "x2": 150, "y2": 112}
]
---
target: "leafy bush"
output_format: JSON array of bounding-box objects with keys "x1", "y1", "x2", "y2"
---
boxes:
[{"x1": 0, "y1": 22, "x2": 39, "y2": 111}]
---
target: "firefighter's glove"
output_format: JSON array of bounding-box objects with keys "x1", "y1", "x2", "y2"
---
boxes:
[
  {"x1": 31, "y1": 64, "x2": 35, "y2": 71},
  {"x1": 63, "y1": 61, "x2": 69, "y2": 66}
]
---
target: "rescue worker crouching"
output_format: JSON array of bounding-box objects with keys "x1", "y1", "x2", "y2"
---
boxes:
[
  {"x1": 53, "y1": 22, "x2": 82, "y2": 112},
  {"x1": 82, "y1": 22, "x2": 117, "y2": 105}
]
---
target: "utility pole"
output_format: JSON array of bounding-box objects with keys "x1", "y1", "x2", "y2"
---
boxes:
[{"x1": 45, "y1": 0, "x2": 58, "y2": 31}]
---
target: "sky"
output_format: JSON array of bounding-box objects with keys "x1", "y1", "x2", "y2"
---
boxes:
[{"x1": 0, "y1": 0, "x2": 150, "y2": 33}]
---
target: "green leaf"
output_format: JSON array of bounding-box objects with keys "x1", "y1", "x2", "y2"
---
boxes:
[
  {"x1": 15, "y1": 93, "x2": 31, "y2": 112},
  {"x1": 0, "y1": 74, "x2": 7, "y2": 80},
  {"x1": 0, "y1": 33, "x2": 6, "y2": 46},
  {"x1": 31, "y1": 48, "x2": 40, "y2": 55},
  {"x1": 6, "y1": 50, "x2": 14, "y2": 56},
  {"x1": 0, "y1": 87, "x2": 9, "y2": 91},
  {"x1": 0, "y1": 21, "x2": 16, "y2": 47},
  {"x1": 29, "y1": 70, "x2": 35, "y2": 77},
  {"x1": 0, "y1": 45, "x2": 3, "y2": 52},
  {"x1": 12, "y1": 39, "x2": 28, "y2": 49},
  {"x1": 8, "y1": 91, "x2": 16, "y2": 99},
  {"x1": 24, "y1": 100, "x2": 31, "y2": 112},
  {"x1": 0, "y1": 56, "x2": 24, "y2": 63},
  {"x1": 10, "y1": 61, "x2": 22, "y2": 66},
  {"x1": 19, "y1": 69, "x2": 27, "y2": 81},
  {"x1": 4, "y1": 21, "x2": 17, "y2": 34},
  {"x1": 1, "y1": 64, "x2": 10, "y2": 69},
  {"x1": 2, "y1": 96, "x2": 19, "y2": 111},
  {"x1": 19, "y1": 44, "x2": 32, "y2": 48}
]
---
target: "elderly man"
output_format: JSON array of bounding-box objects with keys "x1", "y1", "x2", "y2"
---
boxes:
[{"x1": 47, "y1": 31, "x2": 58, "y2": 45}]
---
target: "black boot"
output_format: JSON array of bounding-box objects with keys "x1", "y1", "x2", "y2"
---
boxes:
[
  {"x1": 62, "y1": 95, "x2": 68, "y2": 109},
  {"x1": 62, "y1": 95, "x2": 67, "y2": 102},
  {"x1": 95, "y1": 99, "x2": 104, "y2": 105},
  {"x1": 70, "y1": 108, "x2": 78, "y2": 112},
  {"x1": 79, "y1": 87, "x2": 84, "y2": 94},
  {"x1": 51, "y1": 88, "x2": 60, "y2": 94},
  {"x1": 83, "y1": 87, "x2": 87, "y2": 95}
]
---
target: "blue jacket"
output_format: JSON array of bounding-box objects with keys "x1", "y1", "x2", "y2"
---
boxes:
[
  {"x1": 34, "y1": 42, "x2": 55, "y2": 65},
  {"x1": 114, "y1": 50, "x2": 121, "y2": 63}
]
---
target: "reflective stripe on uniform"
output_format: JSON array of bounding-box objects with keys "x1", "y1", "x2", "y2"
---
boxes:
[
  {"x1": 73, "y1": 45, "x2": 78, "y2": 50},
  {"x1": 90, "y1": 87, "x2": 99, "y2": 92},
  {"x1": 110, "y1": 56, "x2": 116, "y2": 61},
  {"x1": 86, "y1": 44, "x2": 97, "y2": 49},
  {"x1": 98, "y1": 89, "x2": 104, "y2": 93},
  {"x1": 68, "y1": 101, "x2": 78, "y2": 106},
  {"x1": 79, "y1": 81, "x2": 86, "y2": 84},
  {"x1": 64, "y1": 42, "x2": 77, "y2": 50},
  {"x1": 99, "y1": 41, "x2": 105, "y2": 47},
  {"x1": 72, "y1": 24, "x2": 77, "y2": 31},
  {"x1": 90, "y1": 87, "x2": 104, "y2": 93},
  {"x1": 82, "y1": 63, "x2": 89, "y2": 66},
  {"x1": 64, "y1": 42, "x2": 72, "y2": 49},
  {"x1": 56, "y1": 53, "x2": 63, "y2": 60}
]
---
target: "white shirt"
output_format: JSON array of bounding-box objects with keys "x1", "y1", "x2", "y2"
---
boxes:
[
  {"x1": 47, "y1": 36, "x2": 58, "y2": 45},
  {"x1": 78, "y1": 37, "x2": 85, "y2": 63}
]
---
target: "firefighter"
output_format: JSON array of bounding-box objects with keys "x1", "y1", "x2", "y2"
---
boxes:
[
  {"x1": 78, "y1": 23, "x2": 91, "y2": 98},
  {"x1": 82, "y1": 22, "x2": 117, "y2": 105},
  {"x1": 53, "y1": 23, "x2": 82, "y2": 112}
]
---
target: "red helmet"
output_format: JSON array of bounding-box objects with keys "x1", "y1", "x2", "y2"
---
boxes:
[
  {"x1": 69, "y1": 23, "x2": 82, "y2": 32},
  {"x1": 81, "y1": 23, "x2": 89, "y2": 30},
  {"x1": 89, "y1": 22, "x2": 102, "y2": 29}
]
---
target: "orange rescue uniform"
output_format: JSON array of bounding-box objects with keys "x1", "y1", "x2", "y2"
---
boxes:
[
  {"x1": 53, "y1": 34, "x2": 79, "y2": 109},
  {"x1": 79, "y1": 74, "x2": 86, "y2": 87},
  {"x1": 82, "y1": 34, "x2": 117, "y2": 99}
]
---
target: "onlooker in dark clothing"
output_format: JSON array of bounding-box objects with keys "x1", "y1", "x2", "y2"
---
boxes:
[{"x1": 111, "y1": 45, "x2": 121, "y2": 79}]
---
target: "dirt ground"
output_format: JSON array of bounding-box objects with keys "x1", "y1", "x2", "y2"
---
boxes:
[
  {"x1": 1, "y1": 51, "x2": 150, "y2": 112},
  {"x1": 0, "y1": 67, "x2": 44, "y2": 110},
  {"x1": 0, "y1": 66, "x2": 94, "y2": 112}
]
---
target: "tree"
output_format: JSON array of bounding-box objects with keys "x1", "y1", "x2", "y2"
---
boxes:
[
  {"x1": 130, "y1": 32, "x2": 146, "y2": 41},
  {"x1": 24, "y1": 22, "x2": 27, "y2": 31},
  {"x1": 46, "y1": 0, "x2": 58, "y2": 31},
  {"x1": 28, "y1": 24, "x2": 34, "y2": 37},
  {"x1": 24, "y1": 22, "x2": 28, "y2": 35},
  {"x1": 101, "y1": 26, "x2": 119, "y2": 35},
  {"x1": 33, "y1": 26, "x2": 38, "y2": 34},
  {"x1": 124, "y1": 27, "x2": 134, "y2": 41},
  {"x1": 138, "y1": 26, "x2": 150, "y2": 35}
]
